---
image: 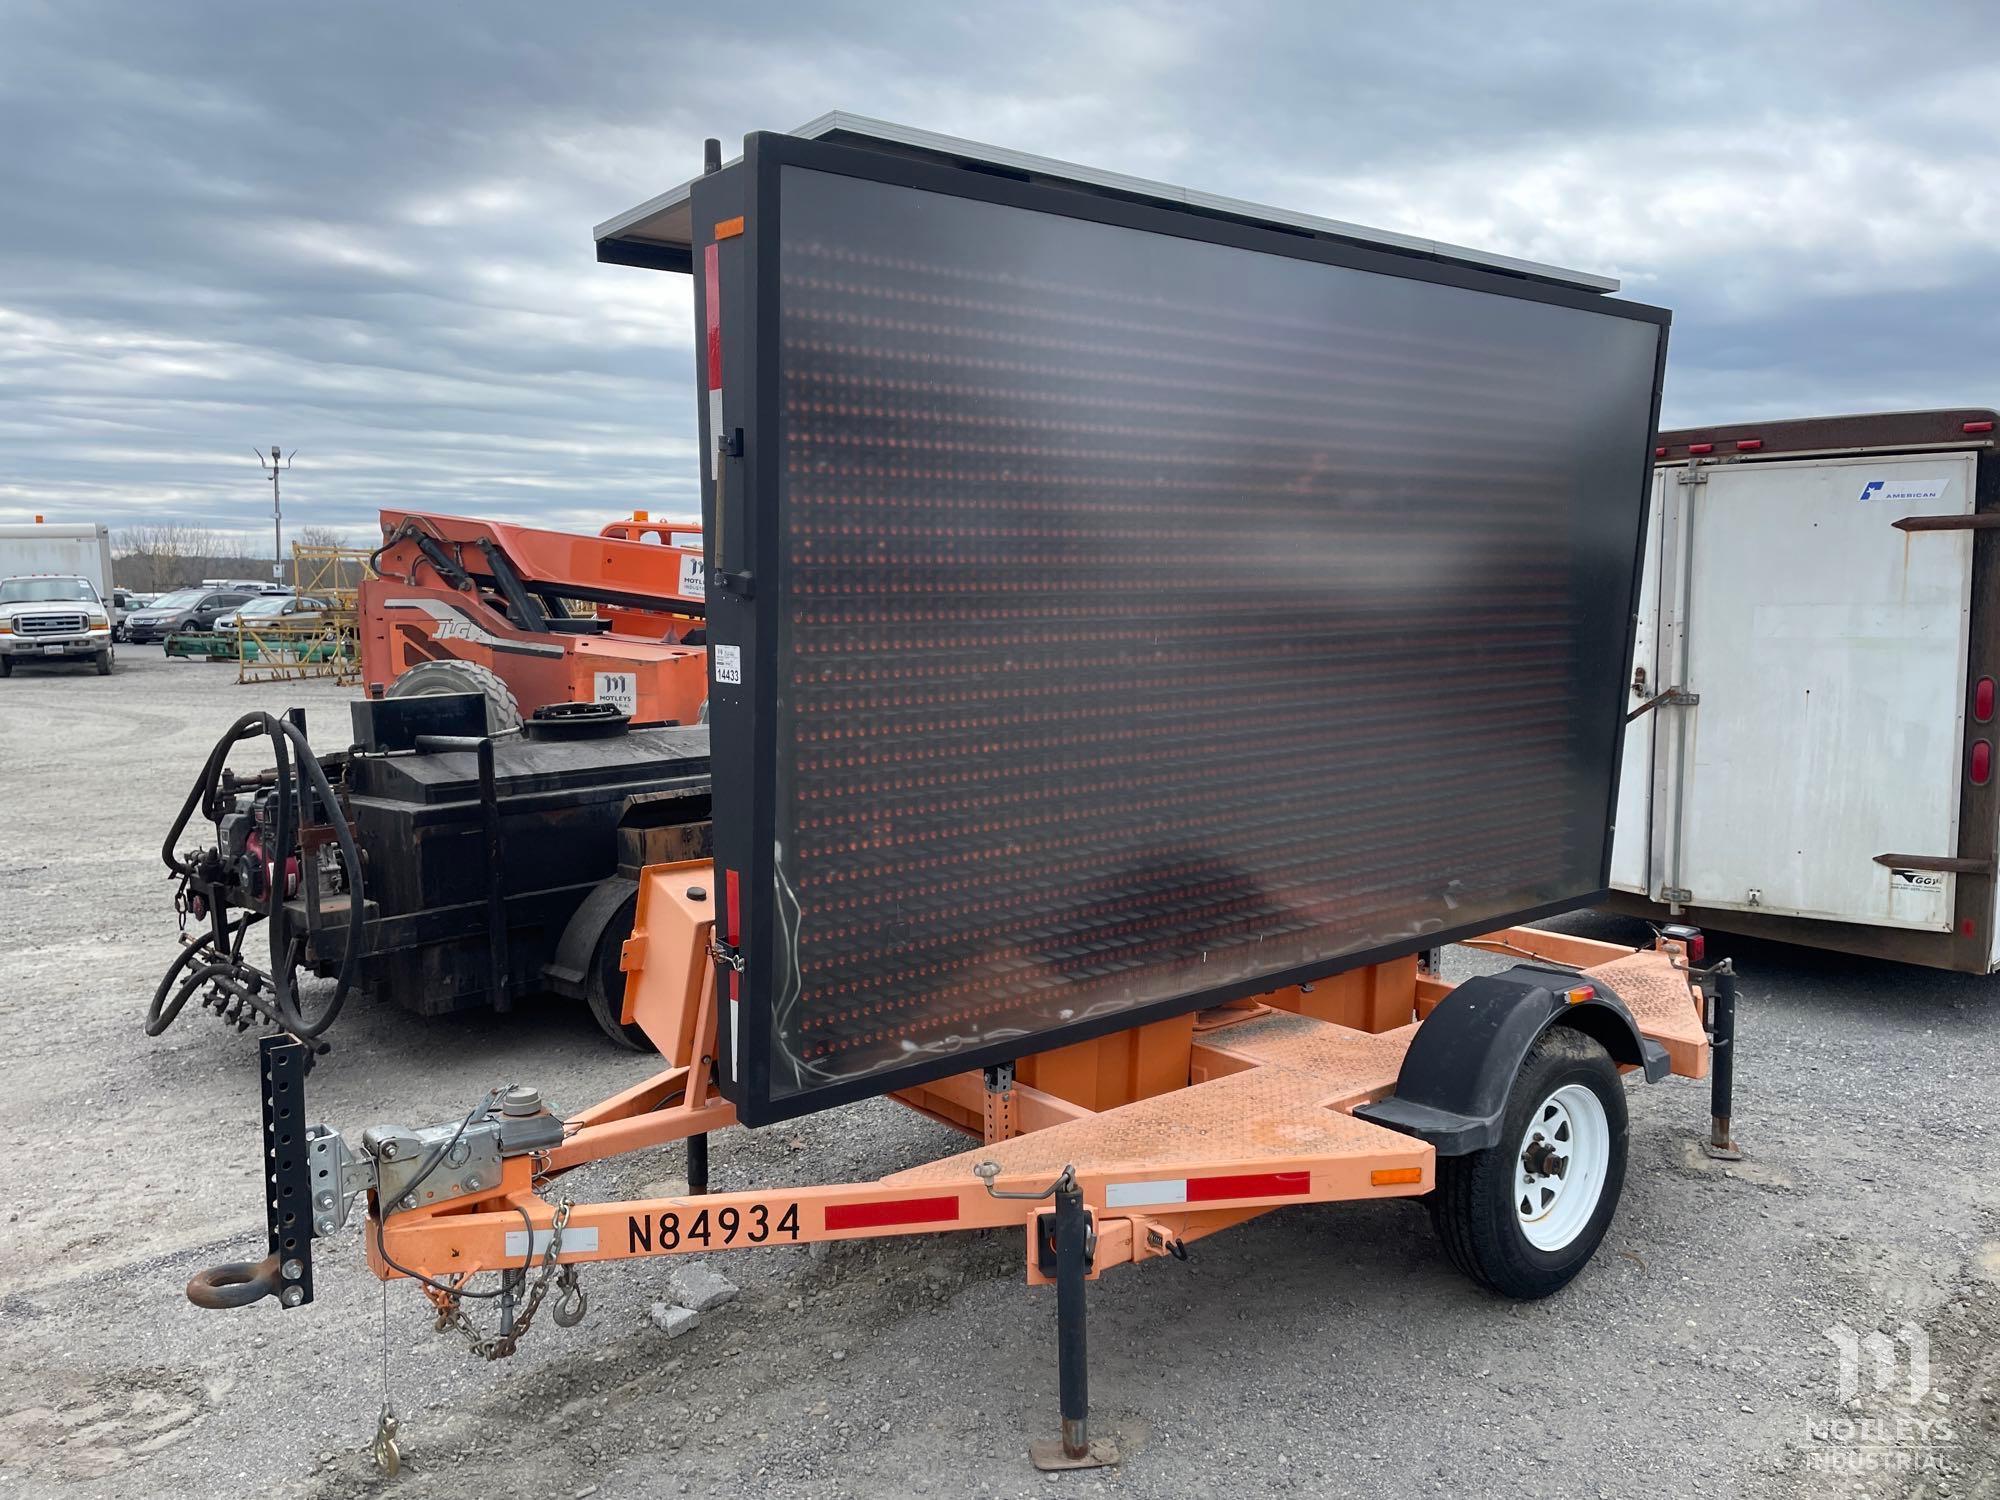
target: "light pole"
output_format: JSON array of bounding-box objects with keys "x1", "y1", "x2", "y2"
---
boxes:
[{"x1": 256, "y1": 446, "x2": 296, "y2": 594}]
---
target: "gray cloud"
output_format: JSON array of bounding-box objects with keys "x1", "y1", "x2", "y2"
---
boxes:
[{"x1": 2, "y1": 0, "x2": 1995, "y2": 544}]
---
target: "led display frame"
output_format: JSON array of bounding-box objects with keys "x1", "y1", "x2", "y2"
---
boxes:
[{"x1": 694, "y1": 132, "x2": 1670, "y2": 1126}]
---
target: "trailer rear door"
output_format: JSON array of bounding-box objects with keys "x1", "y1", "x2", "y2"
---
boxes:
[
  {"x1": 1663, "y1": 451, "x2": 1976, "y2": 930},
  {"x1": 1609, "y1": 470, "x2": 1666, "y2": 893}
]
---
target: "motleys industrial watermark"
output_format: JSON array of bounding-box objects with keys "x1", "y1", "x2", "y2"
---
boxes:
[{"x1": 1806, "y1": 1319, "x2": 1956, "y2": 1475}]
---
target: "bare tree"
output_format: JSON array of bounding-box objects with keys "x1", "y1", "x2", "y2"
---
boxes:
[{"x1": 113, "y1": 524, "x2": 265, "y2": 591}]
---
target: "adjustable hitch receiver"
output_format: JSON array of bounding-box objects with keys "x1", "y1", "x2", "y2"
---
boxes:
[
  {"x1": 185, "y1": 1040, "x2": 568, "y2": 1311},
  {"x1": 188, "y1": 1035, "x2": 318, "y2": 1309}
]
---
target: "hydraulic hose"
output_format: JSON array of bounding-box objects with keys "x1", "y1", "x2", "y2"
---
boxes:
[{"x1": 157, "y1": 711, "x2": 365, "y2": 1041}]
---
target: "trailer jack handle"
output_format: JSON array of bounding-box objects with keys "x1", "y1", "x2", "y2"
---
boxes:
[{"x1": 1701, "y1": 959, "x2": 1743, "y2": 1161}]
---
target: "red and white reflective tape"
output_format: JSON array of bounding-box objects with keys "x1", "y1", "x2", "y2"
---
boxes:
[
  {"x1": 1103, "y1": 1170, "x2": 1311, "y2": 1209},
  {"x1": 703, "y1": 241, "x2": 724, "y2": 458}
]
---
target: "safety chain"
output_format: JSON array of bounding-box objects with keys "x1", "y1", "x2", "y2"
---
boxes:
[{"x1": 429, "y1": 1199, "x2": 578, "y2": 1360}]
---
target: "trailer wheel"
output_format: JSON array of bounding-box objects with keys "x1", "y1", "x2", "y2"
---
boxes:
[
  {"x1": 386, "y1": 659, "x2": 522, "y2": 732},
  {"x1": 1428, "y1": 1026, "x2": 1627, "y2": 1299},
  {"x1": 585, "y1": 890, "x2": 650, "y2": 1051}
]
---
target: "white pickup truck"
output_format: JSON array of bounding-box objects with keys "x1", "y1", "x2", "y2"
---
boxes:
[{"x1": 0, "y1": 574, "x2": 116, "y2": 676}]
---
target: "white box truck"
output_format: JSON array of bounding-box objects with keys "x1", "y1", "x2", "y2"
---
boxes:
[
  {"x1": 0, "y1": 521, "x2": 114, "y2": 596},
  {"x1": 1608, "y1": 407, "x2": 2000, "y2": 970}
]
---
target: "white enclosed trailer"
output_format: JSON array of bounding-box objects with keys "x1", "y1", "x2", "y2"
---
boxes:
[
  {"x1": 1608, "y1": 407, "x2": 2000, "y2": 970},
  {"x1": 0, "y1": 522, "x2": 114, "y2": 596}
]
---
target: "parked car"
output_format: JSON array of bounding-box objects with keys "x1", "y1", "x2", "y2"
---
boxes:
[
  {"x1": 123, "y1": 587, "x2": 259, "y2": 644},
  {"x1": 0, "y1": 574, "x2": 115, "y2": 676},
  {"x1": 213, "y1": 593, "x2": 333, "y2": 631},
  {"x1": 109, "y1": 587, "x2": 152, "y2": 641}
]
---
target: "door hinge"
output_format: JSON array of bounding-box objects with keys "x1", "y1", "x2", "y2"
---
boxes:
[
  {"x1": 1661, "y1": 886, "x2": 1693, "y2": 904},
  {"x1": 1676, "y1": 467, "x2": 1708, "y2": 486}
]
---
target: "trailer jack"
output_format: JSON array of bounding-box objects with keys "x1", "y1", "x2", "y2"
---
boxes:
[
  {"x1": 1700, "y1": 958, "x2": 1744, "y2": 1161},
  {"x1": 1029, "y1": 1173, "x2": 1120, "y2": 1472}
]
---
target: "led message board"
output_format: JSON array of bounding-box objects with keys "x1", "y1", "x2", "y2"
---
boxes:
[{"x1": 693, "y1": 134, "x2": 1668, "y2": 1123}]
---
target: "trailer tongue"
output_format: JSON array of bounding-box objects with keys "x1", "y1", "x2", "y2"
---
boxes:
[{"x1": 182, "y1": 117, "x2": 1711, "y2": 1476}]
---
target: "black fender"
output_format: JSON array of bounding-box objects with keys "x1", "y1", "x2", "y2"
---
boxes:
[
  {"x1": 543, "y1": 874, "x2": 639, "y2": 998},
  {"x1": 1354, "y1": 964, "x2": 1671, "y2": 1155}
]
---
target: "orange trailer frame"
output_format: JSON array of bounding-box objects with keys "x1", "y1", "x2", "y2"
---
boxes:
[{"x1": 194, "y1": 854, "x2": 1725, "y2": 1475}]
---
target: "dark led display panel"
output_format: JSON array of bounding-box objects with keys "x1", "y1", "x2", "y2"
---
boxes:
[{"x1": 704, "y1": 142, "x2": 1667, "y2": 1122}]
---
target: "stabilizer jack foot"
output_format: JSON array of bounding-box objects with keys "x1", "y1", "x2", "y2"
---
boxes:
[
  {"x1": 1029, "y1": 1435, "x2": 1120, "y2": 1472},
  {"x1": 1702, "y1": 1119, "x2": 1744, "y2": 1162}
]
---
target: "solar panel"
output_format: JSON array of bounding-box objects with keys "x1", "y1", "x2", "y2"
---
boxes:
[{"x1": 694, "y1": 132, "x2": 1668, "y2": 1124}]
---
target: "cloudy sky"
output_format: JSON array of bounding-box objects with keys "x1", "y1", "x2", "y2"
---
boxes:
[{"x1": 2, "y1": 0, "x2": 1994, "y2": 546}]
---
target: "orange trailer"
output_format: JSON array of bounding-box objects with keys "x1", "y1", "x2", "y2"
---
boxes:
[
  {"x1": 190, "y1": 868, "x2": 1735, "y2": 1476},
  {"x1": 187, "y1": 118, "x2": 1708, "y2": 1481},
  {"x1": 359, "y1": 509, "x2": 708, "y2": 728}
]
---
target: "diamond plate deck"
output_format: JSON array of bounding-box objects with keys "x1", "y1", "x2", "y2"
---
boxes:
[
  {"x1": 888, "y1": 1017, "x2": 1424, "y2": 1187},
  {"x1": 1196, "y1": 1016, "x2": 1419, "y2": 1107},
  {"x1": 888, "y1": 947, "x2": 1704, "y2": 1190},
  {"x1": 1583, "y1": 951, "x2": 1709, "y2": 1077}
]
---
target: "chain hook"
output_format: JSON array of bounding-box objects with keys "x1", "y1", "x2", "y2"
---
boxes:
[
  {"x1": 552, "y1": 1264, "x2": 588, "y2": 1328},
  {"x1": 371, "y1": 1403, "x2": 400, "y2": 1477}
]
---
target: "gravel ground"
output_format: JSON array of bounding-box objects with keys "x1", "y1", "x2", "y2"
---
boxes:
[{"x1": 1, "y1": 649, "x2": 1995, "y2": 1500}]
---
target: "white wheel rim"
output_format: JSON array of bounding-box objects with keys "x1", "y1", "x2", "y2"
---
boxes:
[{"x1": 1513, "y1": 1082, "x2": 1609, "y2": 1252}]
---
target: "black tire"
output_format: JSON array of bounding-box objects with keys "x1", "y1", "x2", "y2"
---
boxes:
[
  {"x1": 386, "y1": 659, "x2": 523, "y2": 732},
  {"x1": 95, "y1": 649, "x2": 113, "y2": 676},
  {"x1": 0, "y1": 657, "x2": 11, "y2": 678},
  {"x1": 584, "y1": 890, "x2": 651, "y2": 1051},
  {"x1": 1428, "y1": 1026, "x2": 1627, "y2": 1299}
]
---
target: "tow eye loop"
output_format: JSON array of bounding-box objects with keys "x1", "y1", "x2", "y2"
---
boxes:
[{"x1": 186, "y1": 1253, "x2": 290, "y2": 1310}]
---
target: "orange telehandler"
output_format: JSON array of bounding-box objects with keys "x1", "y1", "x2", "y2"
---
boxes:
[{"x1": 359, "y1": 508, "x2": 708, "y2": 729}]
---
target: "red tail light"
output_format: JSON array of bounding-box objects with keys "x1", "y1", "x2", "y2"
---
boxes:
[
  {"x1": 1977, "y1": 677, "x2": 1995, "y2": 723},
  {"x1": 1965, "y1": 420, "x2": 1995, "y2": 434},
  {"x1": 1688, "y1": 442, "x2": 1714, "y2": 455},
  {"x1": 1661, "y1": 922, "x2": 1705, "y2": 964},
  {"x1": 1973, "y1": 740, "x2": 1992, "y2": 785},
  {"x1": 1735, "y1": 438, "x2": 1762, "y2": 451}
]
